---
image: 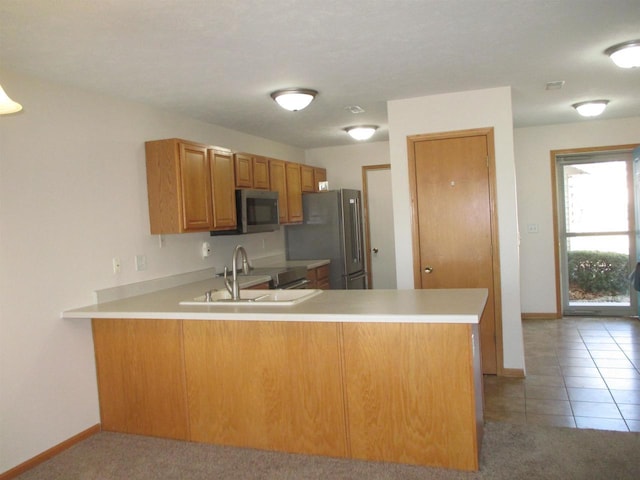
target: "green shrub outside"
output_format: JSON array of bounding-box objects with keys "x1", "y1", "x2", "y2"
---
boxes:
[{"x1": 567, "y1": 250, "x2": 630, "y2": 297}]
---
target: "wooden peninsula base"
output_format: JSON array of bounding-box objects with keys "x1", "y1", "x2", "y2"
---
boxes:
[{"x1": 92, "y1": 318, "x2": 483, "y2": 471}]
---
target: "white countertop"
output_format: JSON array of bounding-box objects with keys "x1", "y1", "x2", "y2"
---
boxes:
[{"x1": 62, "y1": 274, "x2": 488, "y2": 324}]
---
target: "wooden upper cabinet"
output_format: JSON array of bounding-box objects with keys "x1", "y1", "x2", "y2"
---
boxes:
[
  {"x1": 145, "y1": 139, "x2": 213, "y2": 234},
  {"x1": 314, "y1": 167, "x2": 327, "y2": 192},
  {"x1": 146, "y1": 139, "x2": 325, "y2": 233},
  {"x1": 234, "y1": 153, "x2": 270, "y2": 190},
  {"x1": 301, "y1": 165, "x2": 315, "y2": 192},
  {"x1": 253, "y1": 156, "x2": 270, "y2": 189},
  {"x1": 234, "y1": 153, "x2": 253, "y2": 188},
  {"x1": 209, "y1": 148, "x2": 237, "y2": 231},
  {"x1": 286, "y1": 162, "x2": 303, "y2": 223},
  {"x1": 269, "y1": 159, "x2": 288, "y2": 224}
]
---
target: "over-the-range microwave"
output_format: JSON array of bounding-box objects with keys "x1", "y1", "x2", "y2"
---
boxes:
[{"x1": 211, "y1": 189, "x2": 280, "y2": 235}]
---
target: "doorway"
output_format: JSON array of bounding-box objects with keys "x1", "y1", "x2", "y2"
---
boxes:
[
  {"x1": 552, "y1": 146, "x2": 638, "y2": 317},
  {"x1": 362, "y1": 164, "x2": 397, "y2": 289},
  {"x1": 407, "y1": 128, "x2": 502, "y2": 375}
]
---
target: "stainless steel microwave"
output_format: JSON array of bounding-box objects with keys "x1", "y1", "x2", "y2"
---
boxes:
[{"x1": 212, "y1": 189, "x2": 280, "y2": 235}]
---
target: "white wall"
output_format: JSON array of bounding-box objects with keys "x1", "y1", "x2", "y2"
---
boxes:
[
  {"x1": 0, "y1": 70, "x2": 303, "y2": 473},
  {"x1": 305, "y1": 141, "x2": 391, "y2": 190},
  {"x1": 514, "y1": 117, "x2": 640, "y2": 314},
  {"x1": 387, "y1": 87, "x2": 524, "y2": 371}
]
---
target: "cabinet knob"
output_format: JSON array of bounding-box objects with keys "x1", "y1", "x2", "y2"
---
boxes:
[
  {"x1": 424, "y1": 266, "x2": 433, "y2": 274},
  {"x1": 372, "y1": 248, "x2": 379, "y2": 254}
]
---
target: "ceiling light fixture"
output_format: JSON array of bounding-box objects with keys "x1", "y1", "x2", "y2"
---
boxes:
[
  {"x1": 605, "y1": 40, "x2": 640, "y2": 68},
  {"x1": 0, "y1": 84, "x2": 22, "y2": 115},
  {"x1": 572, "y1": 100, "x2": 609, "y2": 117},
  {"x1": 344, "y1": 125, "x2": 378, "y2": 141},
  {"x1": 270, "y1": 88, "x2": 318, "y2": 111}
]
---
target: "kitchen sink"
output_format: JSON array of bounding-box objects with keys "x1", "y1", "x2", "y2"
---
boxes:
[{"x1": 179, "y1": 289, "x2": 322, "y2": 306}]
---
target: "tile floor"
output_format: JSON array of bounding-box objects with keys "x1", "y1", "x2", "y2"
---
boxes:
[{"x1": 484, "y1": 316, "x2": 640, "y2": 431}]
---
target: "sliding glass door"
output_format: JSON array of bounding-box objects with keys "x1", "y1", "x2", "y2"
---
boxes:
[{"x1": 556, "y1": 150, "x2": 636, "y2": 316}]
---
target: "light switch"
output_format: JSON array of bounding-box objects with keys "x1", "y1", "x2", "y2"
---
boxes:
[{"x1": 135, "y1": 254, "x2": 147, "y2": 271}]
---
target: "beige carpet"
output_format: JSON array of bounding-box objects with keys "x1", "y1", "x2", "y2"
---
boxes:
[{"x1": 13, "y1": 422, "x2": 640, "y2": 479}]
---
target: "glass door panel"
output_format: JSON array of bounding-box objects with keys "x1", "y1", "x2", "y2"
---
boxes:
[{"x1": 558, "y1": 155, "x2": 635, "y2": 316}]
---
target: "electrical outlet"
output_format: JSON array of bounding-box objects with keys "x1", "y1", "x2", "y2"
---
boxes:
[
  {"x1": 112, "y1": 257, "x2": 121, "y2": 274},
  {"x1": 202, "y1": 242, "x2": 212, "y2": 258},
  {"x1": 527, "y1": 223, "x2": 539, "y2": 234}
]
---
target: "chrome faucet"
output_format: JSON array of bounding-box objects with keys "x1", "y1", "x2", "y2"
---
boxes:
[{"x1": 224, "y1": 245, "x2": 250, "y2": 300}]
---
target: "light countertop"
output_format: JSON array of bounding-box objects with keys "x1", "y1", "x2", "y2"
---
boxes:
[{"x1": 62, "y1": 273, "x2": 488, "y2": 324}]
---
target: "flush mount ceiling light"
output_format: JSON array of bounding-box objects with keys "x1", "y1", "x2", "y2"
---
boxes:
[
  {"x1": 270, "y1": 88, "x2": 318, "y2": 111},
  {"x1": 344, "y1": 125, "x2": 378, "y2": 141},
  {"x1": 572, "y1": 100, "x2": 609, "y2": 117},
  {"x1": 605, "y1": 40, "x2": 640, "y2": 68},
  {"x1": 0, "y1": 84, "x2": 22, "y2": 115}
]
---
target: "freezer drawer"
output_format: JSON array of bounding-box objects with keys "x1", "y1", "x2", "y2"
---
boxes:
[{"x1": 345, "y1": 271, "x2": 367, "y2": 290}]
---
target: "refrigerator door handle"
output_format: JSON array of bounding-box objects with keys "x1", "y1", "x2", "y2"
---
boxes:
[
  {"x1": 353, "y1": 197, "x2": 362, "y2": 264},
  {"x1": 346, "y1": 271, "x2": 367, "y2": 281}
]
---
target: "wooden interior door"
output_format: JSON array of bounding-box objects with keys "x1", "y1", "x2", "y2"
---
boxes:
[{"x1": 408, "y1": 129, "x2": 500, "y2": 374}]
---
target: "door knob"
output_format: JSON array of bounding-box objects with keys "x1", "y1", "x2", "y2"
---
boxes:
[
  {"x1": 424, "y1": 266, "x2": 433, "y2": 274},
  {"x1": 372, "y1": 248, "x2": 379, "y2": 254}
]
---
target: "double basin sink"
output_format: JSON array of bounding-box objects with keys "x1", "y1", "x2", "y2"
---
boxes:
[{"x1": 180, "y1": 289, "x2": 322, "y2": 307}]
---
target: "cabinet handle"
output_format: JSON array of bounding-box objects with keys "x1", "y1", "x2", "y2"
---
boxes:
[{"x1": 372, "y1": 248, "x2": 379, "y2": 254}]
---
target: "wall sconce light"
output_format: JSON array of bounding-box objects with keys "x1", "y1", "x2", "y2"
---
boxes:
[
  {"x1": 270, "y1": 88, "x2": 318, "y2": 111},
  {"x1": 344, "y1": 125, "x2": 378, "y2": 141},
  {"x1": 572, "y1": 100, "x2": 609, "y2": 117},
  {"x1": 0, "y1": 84, "x2": 23, "y2": 115},
  {"x1": 605, "y1": 40, "x2": 640, "y2": 68}
]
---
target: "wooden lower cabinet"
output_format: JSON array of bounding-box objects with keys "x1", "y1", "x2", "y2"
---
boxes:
[
  {"x1": 92, "y1": 319, "x2": 190, "y2": 440},
  {"x1": 342, "y1": 322, "x2": 483, "y2": 471},
  {"x1": 91, "y1": 318, "x2": 482, "y2": 471},
  {"x1": 306, "y1": 265, "x2": 331, "y2": 289},
  {"x1": 183, "y1": 321, "x2": 348, "y2": 457}
]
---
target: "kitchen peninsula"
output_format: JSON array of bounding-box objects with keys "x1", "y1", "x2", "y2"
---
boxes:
[{"x1": 63, "y1": 279, "x2": 488, "y2": 472}]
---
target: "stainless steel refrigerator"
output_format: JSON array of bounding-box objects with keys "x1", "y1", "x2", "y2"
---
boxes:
[{"x1": 286, "y1": 189, "x2": 367, "y2": 289}]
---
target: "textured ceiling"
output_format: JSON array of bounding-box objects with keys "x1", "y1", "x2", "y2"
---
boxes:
[{"x1": 1, "y1": 0, "x2": 639, "y2": 148}]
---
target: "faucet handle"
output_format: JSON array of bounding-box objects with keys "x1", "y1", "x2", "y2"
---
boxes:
[{"x1": 223, "y1": 266, "x2": 233, "y2": 294}]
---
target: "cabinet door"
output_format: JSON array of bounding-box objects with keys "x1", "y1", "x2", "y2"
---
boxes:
[
  {"x1": 314, "y1": 167, "x2": 327, "y2": 192},
  {"x1": 301, "y1": 165, "x2": 315, "y2": 192},
  {"x1": 209, "y1": 148, "x2": 237, "y2": 230},
  {"x1": 253, "y1": 156, "x2": 270, "y2": 189},
  {"x1": 234, "y1": 153, "x2": 253, "y2": 188},
  {"x1": 269, "y1": 159, "x2": 288, "y2": 223},
  {"x1": 179, "y1": 142, "x2": 214, "y2": 231},
  {"x1": 286, "y1": 162, "x2": 303, "y2": 223}
]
